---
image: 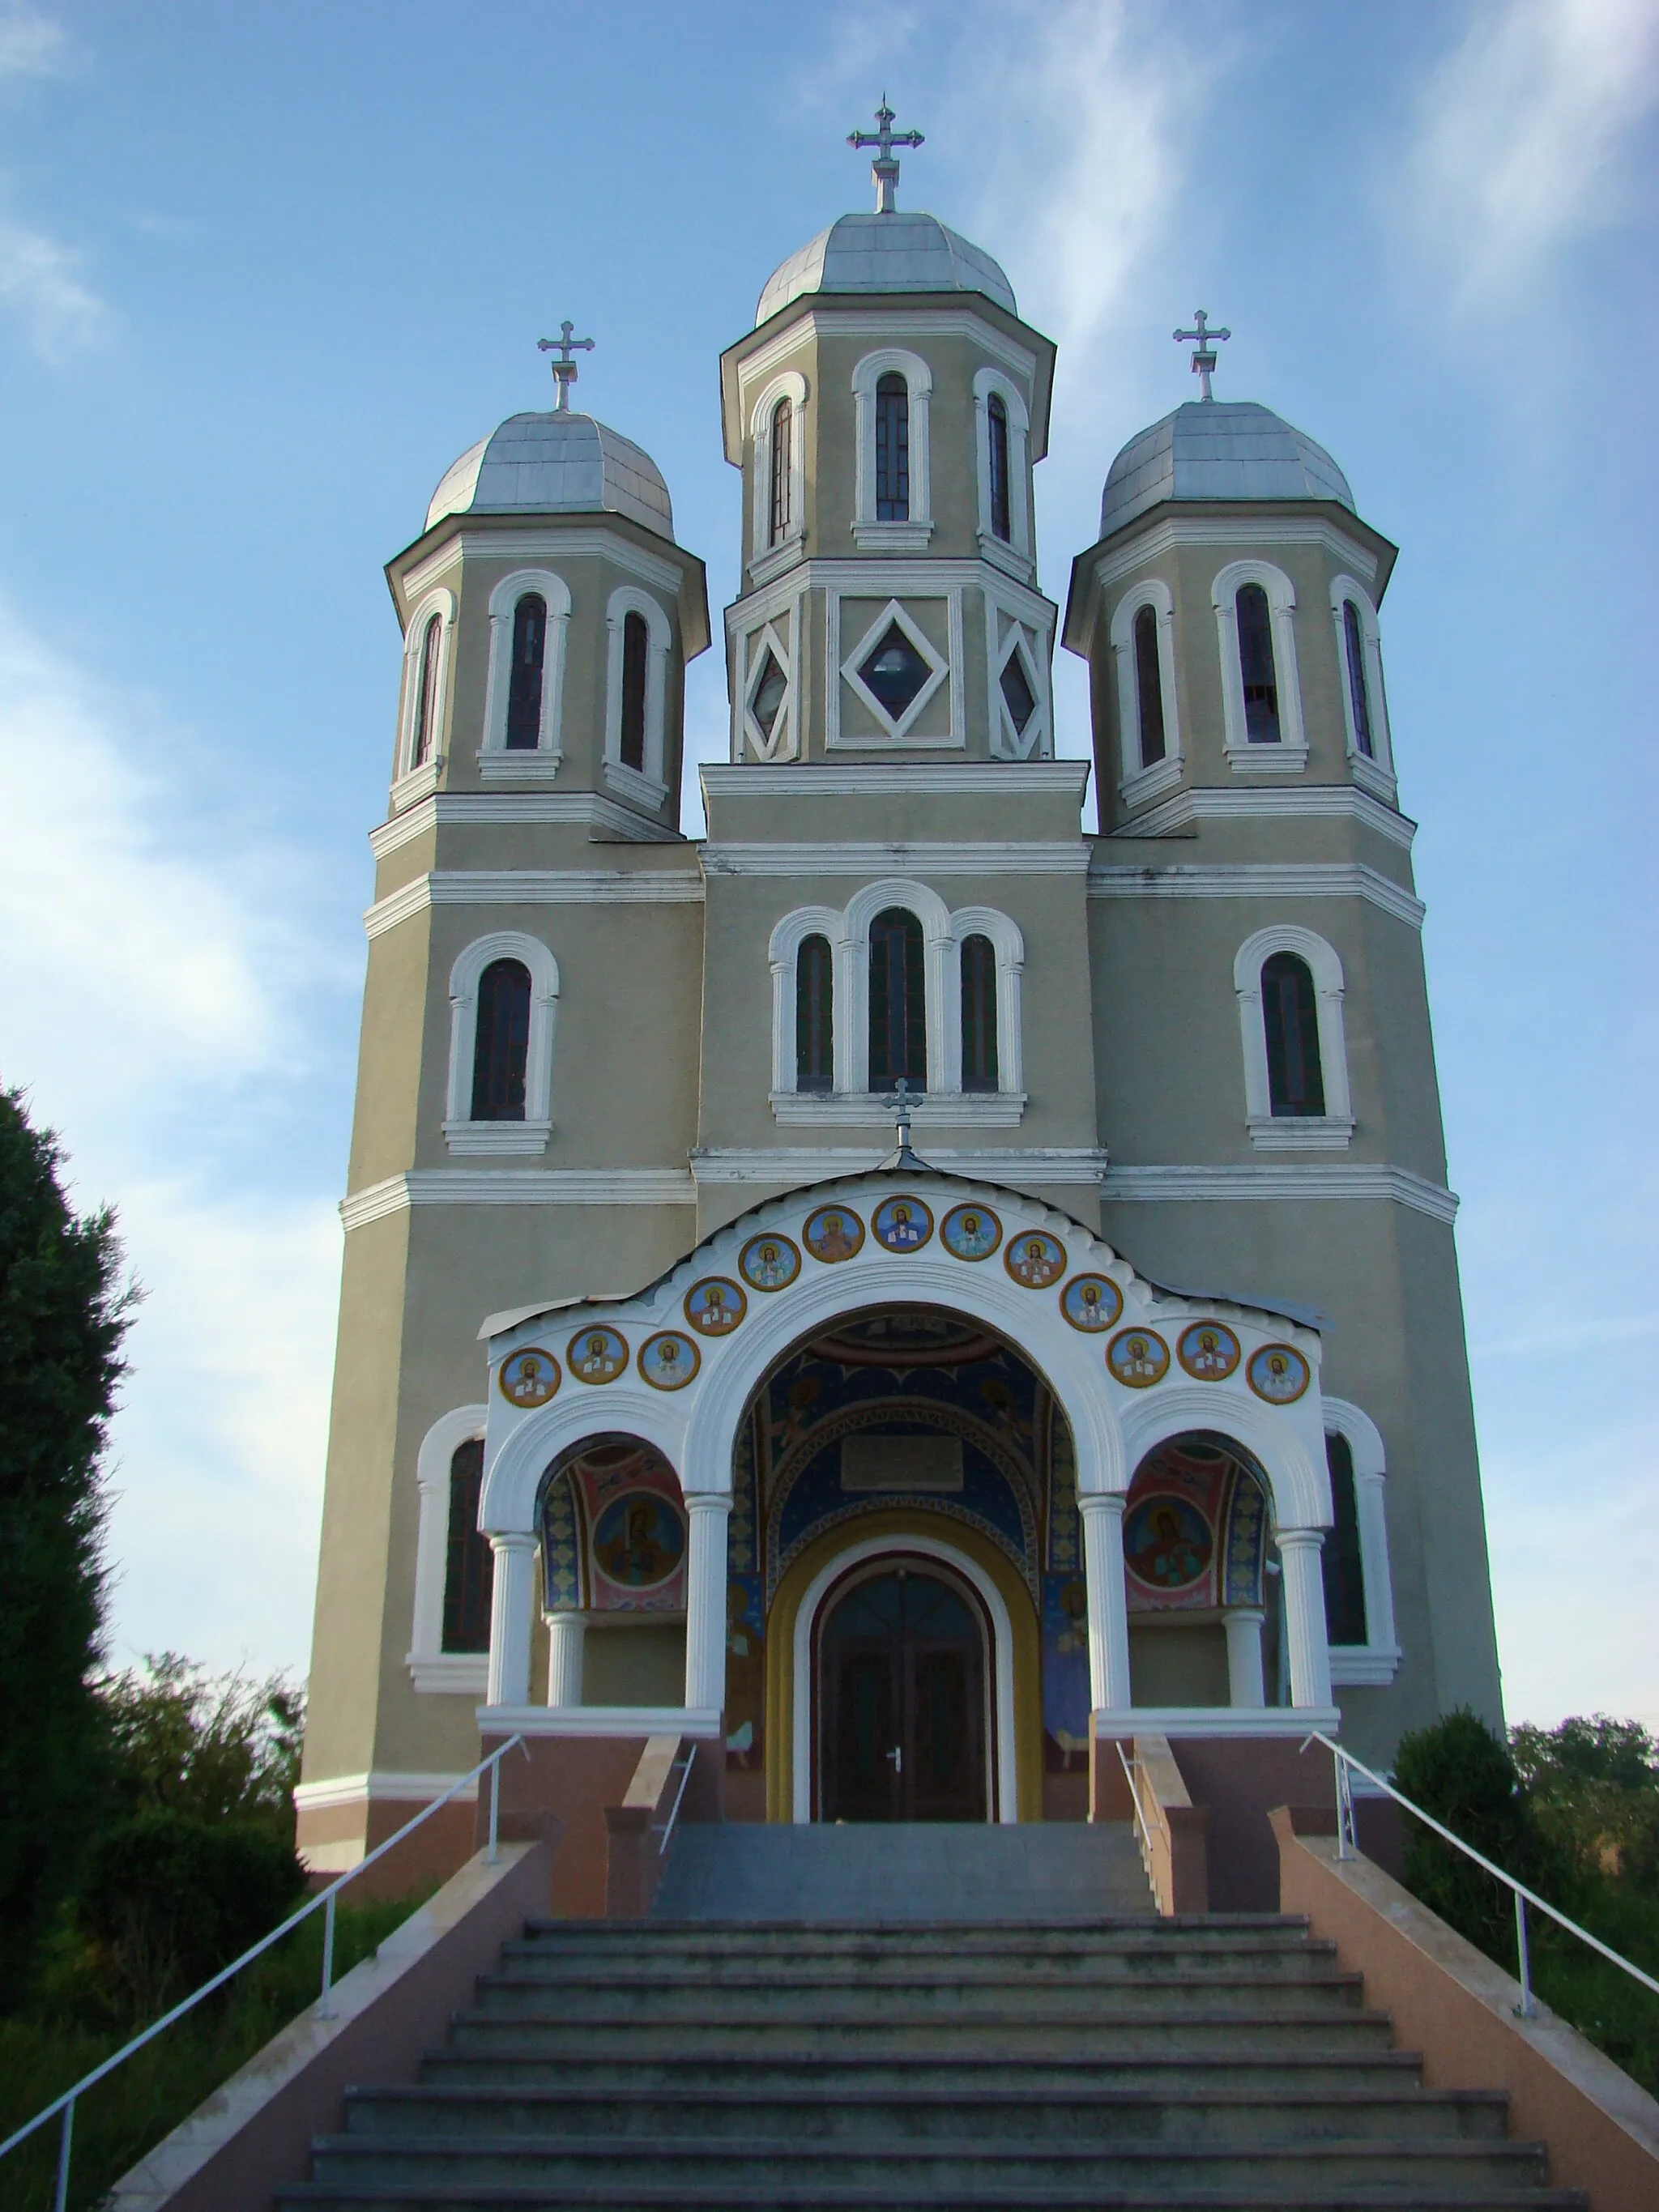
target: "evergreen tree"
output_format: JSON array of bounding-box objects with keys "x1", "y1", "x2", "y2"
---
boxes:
[{"x1": 0, "y1": 1088, "x2": 135, "y2": 1993}]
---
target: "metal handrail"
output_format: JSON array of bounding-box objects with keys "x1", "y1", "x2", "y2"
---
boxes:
[
  {"x1": 1115, "y1": 1739, "x2": 1159, "y2": 1899},
  {"x1": 0, "y1": 1732, "x2": 528, "y2": 2211},
  {"x1": 1304, "y1": 1730, "x2": 1659, "y2": 2020},
  {"x1": 652, "y1": 1741, "x2": 697, "y2": 1856}
]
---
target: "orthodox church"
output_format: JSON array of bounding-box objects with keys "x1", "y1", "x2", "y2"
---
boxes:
[{"x1": 294, "y1": 113, "x2": 1502, "y2": 1879}]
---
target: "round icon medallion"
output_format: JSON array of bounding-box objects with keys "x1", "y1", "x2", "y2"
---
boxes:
[
  {"x1": 1247, "y1": 1342, "x2": 1311, "y2": 1404},
  {"x1": 739, "y1": 1234, "x2": 801, "y2": 1292},
  {"x1": 940, "y1": 1203, "x2": 1002, "y2": 1261},
  {"x1": 872, "y1": 1195, "x2": 934, "y2": 1252},
  {"x1": 639, "y1": 1330, "x2": 700, "y2": 1390},
  {"x1": 498, "y1": 1346, "x2": 560, "y2": 1409},
  {"x1": 1060, "y1": 1273, "x2": 1123, "y2": 1332},
  {"x1": 684, "y1": 1276, "x2": 748, "y2": 1335},
  {"x1": 591, "y1": 1490, "x2": 685, "y2": 1592},
  {"x1": 803, "y1": 1206, "x2": 865, "y2": 1264},
  {"x1": 1176, "y1": 1321, "x2": 1242, "y2": 1381},
  {"x1": 1004, "y1": 1230, "x2": 1067, "y2": 1289},
  {"x1": 567, "y1": 1324, "x2": 628, "y2": 1384},
  {"x1": 1107, "y1": 1327, "x2": 1171, "y2": 1388}
]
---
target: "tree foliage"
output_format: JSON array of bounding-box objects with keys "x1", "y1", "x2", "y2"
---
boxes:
[
  {"x1": 101, "y1": 1652, "x2": 305, "y2": 1839},
  {"x1": 1512, "y1": 1714, "x2": 1659, "y2": 1889},
  {"x1": 1392, "y1": 1707, "x2": 1559, "y2": 1966}
]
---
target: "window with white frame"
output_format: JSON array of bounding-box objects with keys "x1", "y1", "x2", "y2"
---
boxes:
[
  {"x1": 395, "y1": 588, "x2": 455, "y2": 786},
  {"x1": 444, "y1": 932, "x2": 560, "y2": 1154},
  {"x1": 407, "y1": 1404, "x2": 490, "y2": 1694},
  {"x1": 1211, "y1": 560, "x2": 1307, "y2": 770},
  {"x1": 747, "y1": 369, "x2": 808, "y2": 581},
  {"x1": 603, "y1": 586, "x2": 672, "y2": 804},
  {"x1": 972, "y1": 367, "x2": 1032, "y2": 566},
  {"x1": 851, "y1": 349, "x2": 932, "y2": 550},
  {"x1": 1328, "y1": 576, "x2": 1395, "y2": 795},
  {"x1": 1320, "y1": 1396, "x2": 1399, "y2": 1685},
  {"x1": 1232, "y1": 925, "x2": 1354, "y2": 1149},
  {"x1": 480, "y1": 569, "x2": 570, "y2": 772},
  {"x1": 1108, "y1": 578, "x2": 1182, "y2": 801}
]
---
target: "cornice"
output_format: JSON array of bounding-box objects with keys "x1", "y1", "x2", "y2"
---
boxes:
[
  {"x1": 703, "y1": 840, "x2": 1086, "y2": 878},
  {"x1": 725, "y1": 556, "x2": 1057, "y2": 632},
  {"x1": 401, "y1": 524, "x2": 687, "y2": 603},
  {"x1": 365, "y1": 868, "x2": 705, "y2": 938},
  {"x1": 700, "y1": 761, "x2": 1090, "y2": 801},
  {"x1": 1087, "y1": 859, "x2": 1424, "y2": 928},
  {"x1": 369, "y1": 792, "x2": 684, "y2": 861},
  {"x1": 341, "y1": 1167, "x2": 698, "y2": 1229},
  {"x1": 1100, "y1": 1161, "x2": 1457, "y2": 1223},
  {"x1": 1111, "y1": 784, "x2": 1417, "y2": 852},
  {"x1": 686, "y1": 1145, "x2": 1109, "y2": 1187}
]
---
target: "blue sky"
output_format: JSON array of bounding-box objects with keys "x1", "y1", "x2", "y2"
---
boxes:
[{"x1": 0, "y1": 1, "x2": 1653, "y2": 1726}]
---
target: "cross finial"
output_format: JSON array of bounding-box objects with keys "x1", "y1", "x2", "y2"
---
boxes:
[
  {"x1": 890, "y1": 1076, "x2": 921, "y2": 1166},
  {"x1": 848, "y1": 96, "x2": 923, "y2": 214},
  {"x1": 1174, "y1": 309, "x2": 1230, "y2": 402},
  {"x1": 537, "y1": 320, "x2": 595, "y2": 411}
]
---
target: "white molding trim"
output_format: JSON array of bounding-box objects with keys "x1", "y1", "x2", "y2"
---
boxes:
[
  {"x1": 687, "y1": 1145, "x2": 1109, "y2": 1186},
  {"x1": 740, "y1": 307, "x2": 1038, "y2": 401},
  {"x1": 851, "y1": 346, "x2": 933, "y2": 543},
  {"x1": 371, "y1": 792, "x2": 683, "y2": 859},
  {"x1": 1233, "y1": 923, "x2": 1354, "y2": 1145},
  {"x1": 1091, "y1": 1705, "x2": 1342, "y2": 1737},
  {"x1": 603, "y1": 583, "x2": 672, "y2": 803},
  {"x1": 985, "y1": 586, "x2": 1052, "y2": 761},
  {"x1": 407, "y1": 1404, "x2": 490, "y2": 1692},
  {"x1": 1089, "y1": 860, "x2": 1423, "y2": 929},
  {"x1": 971, "y1": 365, "x2": 1032, "y2": 561},
  {"x1": 710, "y1": 842, "x2": 1085, "y2": 878},
  {"x1": 442, "y1": 934, "x2": 558, "y2": 1153},
  {"x1": 736, "y1": 598, "x2": 801, "y2": 765},
  {"x1": 834, "y1": 593, "x2": 961, "y2": 748},
  {"x1": 703, "y1": 761, "x2": 1088, "y2": 802},
  {"x1": 476, "y1": 1704, "x2": 723, "y2": 1738},
  {"x1": 1069, "y1": 513, "x2": 1380, "y2": 650},
  {"x1": 1112, "y1": 783, "x2": 1414, "y2": 850},
  {"x1": 480, "y1": 568, "x2": 570, "y2": 764},
  {"x1": 1100, "y1": 1161, "x2": 1456, "y2": 1221},
  {"x1": 394, "y1": 586, "x2": 458, "y2": 780},
  {"x1": 365, "y1": 869, "x2": 703, "y2": 937},
  {"x1": 1109, "y1": 575, "x2": 1182, "y2": 791},
  {"x1": 389, "y1": 757, "x2": 442, "y2": 815},
  {"x1": 1212, "y1": 557, "x2": 1307, "y2": 772},
  {"x1": 341, "y1": 1167, "x2": 697, "y2": 1229},
  {"x1": 404, "y1": 526, "x2": 685, "y2": 599},
  {"x1": 770, "y1": 1092, "x2": 1028, "y2": 1127},
  {"x1": 1322, "y1": 1393, "x2": 1399, "y2": 1677},
  {"x1": 293, "y1": 1770, "x2": 477, "y2": 1813},
  {"x1": 1328, "y1": 573, "x2": 1397, "y2": 788},
  {"x1": 748, "y1": 368, "x2": 808, "y2": 573}
]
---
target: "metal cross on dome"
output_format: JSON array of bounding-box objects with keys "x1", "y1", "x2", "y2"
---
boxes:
[
  {"x1": 538, "y1": 320, "x2": 595, "y2": 411},
  {"x1": 1174, "y1": 310, "x2": 1230, "y2": 403},
  {"x1": 848, "y1": 98, "x2": 923, "y2": 214}
]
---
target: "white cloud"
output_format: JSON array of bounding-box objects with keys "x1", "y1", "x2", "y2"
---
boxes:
[
  {"x1": 0, "y1": 6, "x2": 68, "y2": 81},
  {"x1": 0, "y1": 208, "x2": 108, "y2": 358}
]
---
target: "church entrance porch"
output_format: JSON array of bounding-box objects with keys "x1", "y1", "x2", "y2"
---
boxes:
[{"x1": 818, "y1": 1560, "x2": 988, "y2": 1822}]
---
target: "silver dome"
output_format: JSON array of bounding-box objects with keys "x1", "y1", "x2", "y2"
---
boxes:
[
  {"x1": 757, "y1": 211, "x2": 1017, "y2": 326},
  {"x1": 426, "y1": 411, "x2": 674, "y2": 539},
  {"x1": 1100, "y1": 401, "x2": 1354, "y2": 539}
]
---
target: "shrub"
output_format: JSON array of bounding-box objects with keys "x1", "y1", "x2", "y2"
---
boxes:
[{"x1": 1392, "y1": 1707, "x2": 1562, "y2": 1967}]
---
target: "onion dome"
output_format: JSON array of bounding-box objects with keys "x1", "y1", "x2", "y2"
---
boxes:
[
  {"x1": 1101, "y1": 400, "x2": 1354, "y2": 539},
  {"x1": 757, "y1": 211, "x2": 1017, "y2": 326},
  {"x1": 425, "y1": 411, "x2": 674, "y2": 539}
]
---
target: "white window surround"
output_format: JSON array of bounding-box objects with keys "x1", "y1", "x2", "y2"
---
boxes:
[
  {"x1": 748, "y1": 370, "x2": 809, "y2": 586},
  {"x1": 737, "y1": 601, "x2": 800, "y2": 764},
  {"x1": 1109, "y1": 578, "x2": 1183, "y2": 807},
  {"x1": 1211, "y1": 559, "x2": 1307, "y2": 773},
  {"x1": 1328, "y1": 575, "x2": 1397, "y2": 803},
  {"x1": 840, "y1": 597, "x2": 951, "y2": 744},
  {"x1": 478, "y1": 569, "x2": 571, "y2": 782},
  {"x1": 768, "y1": 880, "x2": 1025, "y2": 1123},
  {"x1": 986, "y1": 593, "x2": 1051, "y2": 762},
  {"x1": 444, "y1": 932, "x2": 560, "y2": 1155},
  {"x1": 603, "y1": 586, "x2": 672, "y2": 809},
  {"x1": 395, "y1": 586, "x2": 457, "y2": 782},
  {"x1": 408, "y1": 1404, "x2": 490, "y2": 1694},
  {"x1": 851, "y1": 347, "x2": 933, "y2": 552},
  {"x1": 971, "y1": 366, "x2": 1032, "y2": 574},
  {"x1": 1233, "y1": 924, "x2": 1354, "y2": 1150},
  {"x1": 1321, "y1": 1396, "x2": 1401, "y2": 1686}
]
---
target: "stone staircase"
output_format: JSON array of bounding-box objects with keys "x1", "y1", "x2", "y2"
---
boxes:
[{"x1": 275, "y1": 1823, "x2": 1587, "y2": 2209}]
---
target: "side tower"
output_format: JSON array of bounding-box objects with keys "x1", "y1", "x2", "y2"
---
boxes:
[
  {"x1": 1064, "y1": 360, "x2": 1503, "y2": 1751},
  {"x1": 296, "y1": 366, "x2": 710, "y2": 1876}
]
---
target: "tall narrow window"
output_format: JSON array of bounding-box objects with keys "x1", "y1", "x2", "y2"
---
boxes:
[
  {"x1": 1342, "y1": 599, "x2": 1375, "y2": 759},
  {"x1": 875, "y1": 373, "x2": 910, "y2": 521},
  {"x1": 470, "y1": 958, "x2": 532, "y2": 1121},
  {"x1": 441, "y1": 1438, "x2": 492, "y2": 1654},
  {"x1": 505, "y1": 592, "x2": 547, "y2": 750},
  {"x1": 986, "y1": 392, "x2": 1011, "y2": 542},
  {"x1": 412, "y1": 612, "x2": 442, "y2": 766},
  {"x1": 1235, "y1": 582, "x2": 1280, "y2": 743},
  {"x1": 960, "y1": 935, "x2": 999, "y2": 1093},
  {"x1": 620, "y1": 610, "x2": 649, "y2": 772},
  {"x1": 1261, "y1": 952, "x2": 1325, "y2": 1117},
  {"x1": 768, "y1": 397, "x2": 793, "y2": 546},
  {"x1": 795, "y1": 934, "x2": 834, "y2": 1093},
  {"x1": 868, "y1": 907, "x2": 925, "y2": 1089},
  {"x1": 1321, "y1": 1431, "x2": 1368, "y2": 1646},
  {"x1": 1132, "y1": 604, "x2": 1166, "y2": 767}
]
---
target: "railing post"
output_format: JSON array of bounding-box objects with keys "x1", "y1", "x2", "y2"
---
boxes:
[
  {"x1": 1515, "y1": 1892, "x2": 1537, "y2": 2018},
  {"x1": 488, "y1": 1750, "x2": 501, "y2": 1864},
  {"x1": 318, "y1": 1889, "x2": 337, "y2": 2018},
  {"x1": 1335, "y1": 1750, "x2": 1357, "y2": 1860},
  {"x1": 52, "y1": 2098, "x2": 73, "y2": 2212}
]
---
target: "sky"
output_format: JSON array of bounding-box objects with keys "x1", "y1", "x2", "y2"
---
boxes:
[{"x1": 0, "y1": 1, "x2": 1654, "y2": 1729}]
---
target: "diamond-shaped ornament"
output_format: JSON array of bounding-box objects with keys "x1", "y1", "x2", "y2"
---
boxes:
[
  {"x1": 859, "y1": 624, "x2": 930, "y2": 718},
  {"x1": 1000, "y1": 651, "x2": 1037, "y2": 735}
]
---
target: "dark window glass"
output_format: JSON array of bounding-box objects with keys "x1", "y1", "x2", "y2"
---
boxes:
[
  {"x1": 795, "y1": 933, "x2": 834, "y2": 1092},
  {"x1": 1262, "y1": 952, "x2": 1325, "y2": 1117},
  {"x1": 859, "y1": 622, "x2": 930, "y2": 720},
  {"x1": 868, "y1": 907, "x2": 926, "y2": 1089},
  {"x1": 1236, "y1": 582, "x2": 1280, "y2": 743},
  {"x1": 620, "y1": 610, "x2": 649, "y2": 771},
  {"x1": 1132, "y1": 603, "x2": 1166, "y2": 766},
  {"x1": 1342, "y1": 599, "x2": 1374, "y2": 758},
  {"x1": 768, "y1": 398, "x2": 792, "y2": 545},
  {"x1": 412, "y1": 612, "x2": 442, "y2": 765},
  {"x1": 505, "y1": 592, "x2": 547, "y2": 750},
  {"x1": 441, "y1": 1438, "x2": 492, "y2": 1653},
  {"x1": 987, "y1": 392, "x2": 1011, "y2": 541},
  {"x1": 470, "y1": 958, "x2": 531, "y2": 1121},
  {"x1": 961, "y1": 934, "x2": 999, "y2": 1093},
  {"x1": 751, "y1": 650, "x2": 787, "y2": 740},
  {"x1": 1000, "y1": 651, "x2": 1037, "y2": 735},
  {"x1": 1321, "y1": 1431, "x2": 1368, "y2": 1645},
  {"x1": 875, "y1": 373, "x2": 910, "y2": 521}
]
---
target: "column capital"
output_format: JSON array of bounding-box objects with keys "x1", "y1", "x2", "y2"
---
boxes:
[
  {"x1": 489, "y1": 1528, "x2": 539, "y2": 1556},
  {"x1": 684, "y1": 1491, "x2": 733, "y2": 1515},
  {"x1": 1277, "y1": 1526, "x2": 1326, "y2": 1554},
  {"x1": 1078, "y1": 1490, "x2": 1128, "y2": 1518}
]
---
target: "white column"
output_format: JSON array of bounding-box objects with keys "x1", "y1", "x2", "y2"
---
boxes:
[
  {"x1": 1223, "y1": 1608, "x2": 1267, "y2": 1708},
  {"x1": 1354, "y1": 1470, "x2": 1396, "y2": 1652},
  {"x1": 1278, "y1": 1528, "x2": 1333, "y2": 1708},
  {"x1": 544, "y1": 1612, "x2": 586, "y2": 1708},
  {"x1": 683, "y1": 1494, "x2": 731, "y2": 1715},
  {"x1": 485, "y1": 1532, "x2": 539, "y2": 1708},
  {"x1": 1078, "y1": 1493, "x2": 1132, "y2": 1711}
]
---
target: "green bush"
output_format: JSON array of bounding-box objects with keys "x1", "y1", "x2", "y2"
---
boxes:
[{"x1": 1392, "y1": 1707, "x2": 1563, "y2": 1968}]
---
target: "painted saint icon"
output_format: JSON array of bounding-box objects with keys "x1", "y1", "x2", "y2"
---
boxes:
[
  {"x1": 567, "y1": 1324, "x2": 628, "y2": 1384},
  {"x1": 872, "y1": 1195, "x2": 933, "y2": 1251},
  {"x1": 498, "y1": 1346, "x2": 560, "y2": 1408},
  {"x1": 1124, "y1": 1495, "x2": 1213, "y2": 1592},
  {"x1": 740, "y1": 1234, "x2": 801, "y2": 1291},
  {"x1": 803, "y1": 1206, "x2": 864, "y2": 1263},
  {"x1": 940, "y1": 1203, "x2": 1001, "y2": 1261},
  {"x1": 1107, "y1": 1327, "x2": 1170, "y2": 1388},
  {"x1": 1004, "y1": 1230, "x2": 1066, "y2": 1289},
  {"x1": 1060, "y1": 1273, "x2": 1122, "y2": 1331},
  {"x1": 1247, "y1": 1342, "x2": 1311, "y2": 1404},
  {"x1": 639, "y1": 1330, "x2": 700, "y2": 1390},
  {"x1": 684, "y1": 1276, "x2": 748, "y2": 1334},
  {"x1": 591, "y1": 1490, "x2": 685, "y2": 1591},
  {"x1": 1177, "y1": 1321, "x2": 1242, "y2": 1381}
]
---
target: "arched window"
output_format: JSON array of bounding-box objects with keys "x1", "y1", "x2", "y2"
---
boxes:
[
  {"x1": 1321, "y1": 1430, "x2": 1368, "y2": 1646},
  {"x1": 960, "y1": 935, "x2": 999, "y2": 1092},
  {"x1": 620, "y1": 610, "x2": 649, "y2": 772},
  {"x1": 795, "y1": 934, "x2": 834, "y2": 1092},
  {"x1": 1261, "y1": 952, "x2": 1324, "y2": 1117},
  {"x1": 1235, "y1": 582, "x2": 1280, "y2": 743},
  {"x1": 412, "y1": 612, "x2": 442, "y2": 766},
  {"x1": 875, "y1": 373, "x2": 910, "y2": 522},
  {"x1": 470, "y1": 958, "x2": 531, "y2": 1121},
  {"x1": 868, "y1": 907, "x2": 925, "y2": 1089},
  {"x1": 504, "y1": 593, "x2": 547, "y2": 750},
  {"x1": 441, "y1": 1438, "x2": 492, "y2": 1654},
  {"x1": 1132, "y1": 604, "x2": 1166, "y2": 767},
  {"x1": 1341, "y1": 599, "x2": 1374, "y2": 760},
  {"x1": 768, "y1": 398, "x2": 793, "y2": 546},
  {"x1": 986, "y1": 393, "x2": 1011, "y2": 543}
]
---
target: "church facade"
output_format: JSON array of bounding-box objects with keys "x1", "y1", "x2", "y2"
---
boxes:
[{"x1": 295, "y1": 129, "x2": 1502, "y2": 1874}]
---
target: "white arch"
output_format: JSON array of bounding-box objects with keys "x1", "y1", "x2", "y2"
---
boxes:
[
  {"x1": 395, "y1": 586, "x2": 456, "y2": 781},
  {"x1": 748, "y1": 369, "x2": 808, "y2": 572},
  {"x1": 480, "y1": 568, "x2": 572, "y2": 761},
  {"x1": 444, "y1": 932, "x2": 561, "y2": 1153},
  {"x1": 1117, "y1": 1383, "x2": 1331, "y2": 1534},
  {"x1": 768, "y1": 905, "x2": 846, "y2": 1093},
  {"x1": 948, "y1": 905, "x2": 1026, "y2": 1097},
  {"x1": 603, "y1": 584, "x2": 672, "y2": 804},
  {"x1": 1211, "y1": 557, "x2": 1307, "y2": 769},
  {"x1": 971, "y1": 364, "x2": 1032, "y2": 561},
  {"x1": 407, "y1": 1403, "x2": 488, "y2": 1694},
  {"x1": 1328, "y1": 573, "x2": 1395, "y2": 787},
  {"x1": 1108, "y1": 575, "x2": 1183, "y2": 799},
  {"x1": 1232, "y1": 923, "x2": 1354, "y2": 1149},
  {"x1": 851, "y1": 346, "x2": 933, "y2": 544},
  {"x1": 1321, "y1": 1393, "x2": 1399, "y2": 1673},
  {"x1": 791, "y1": 1533, "x2": 1018, "y2": 1823}
]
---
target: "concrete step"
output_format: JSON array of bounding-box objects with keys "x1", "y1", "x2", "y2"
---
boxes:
[
  {"x1": 279, "y1": 2192, "x2": 1588, "y2": 2210},
  {"x1": 522, "y1": 1914, "x2": 1313, "y2": 1954},
  {"x1": 492, "y1": 1940, "x2": 1346, "y2": 1984}
]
